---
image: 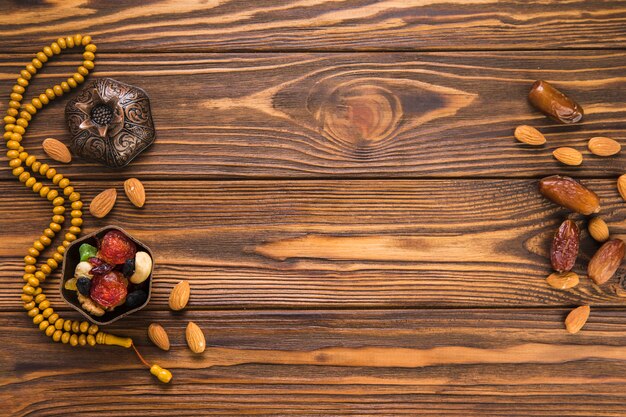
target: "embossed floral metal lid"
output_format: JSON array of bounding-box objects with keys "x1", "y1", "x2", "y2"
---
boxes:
[{"x1": 65, "y1": 78, "x2": 155, "y2": 168}]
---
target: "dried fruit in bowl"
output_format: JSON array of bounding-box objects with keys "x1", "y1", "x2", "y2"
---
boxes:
[
  {"x1": 90, "y1": 270, "x2": 128, "y2": 308},
  {"x1": 100, "y1": 230, "x2": 137, "y2": 265},
  {"x1": 79, "y1": 243, "x2": 98, "y2": 262}
]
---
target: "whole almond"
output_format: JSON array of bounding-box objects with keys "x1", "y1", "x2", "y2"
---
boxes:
[
  {"x1": 550, "y1": 219, "x2": 579, "y2": 273},
  {"x1": 514, "y1": 125, "x2": 546, "y2": 145},
  {"x1": 148, "y1": 323, "x2": 170, "y2": 351},
  {"x1": 618, "y1": 174, "x2": 626, "y2": 202},
  {"x1": 89, "y1": 188, "x2": 117, "y2": 218},
  {"x1": 553, "y1": 147, "x2": 583, "y2": 166},
  {"x1": 539, "y1": 175, "x2": 600, "y2": 215},
  {"x1": 42, "y1": 138, "x2": 72, "y2": 163},
  {"x1": 588, "y1": 217, "x2": 609, "y2": 243},
  {"x1": 124, "y1": 178, "x2": 146, "y2": 208},
  {"x1": 565, "y1": 305, "x2": 590, "y2": 334},
  {"x1": 588, "y1": 137, "x2": 621, "y2": 156},
  {"x1": 186, "y1": 321, "x2": 206, "y2": 353},
  {"x1": 588, "y1": 239, "x2": 626, "y2": 285},
  {"x1": 169, "y1": 280, "x2": 190, "y2": 311},
  {"x1": 546, "y1": 271, "x2": 579, "y2": 290}
]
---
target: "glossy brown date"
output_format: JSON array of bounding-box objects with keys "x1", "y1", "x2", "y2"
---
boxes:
[
  {"x1": 588, "y1": 239, "x2": 626, "y2": 285},
  {"x1": 538, "y1": 175, "x2": 600, "y2": 215},
  {"x1": 550, "y1": 219, "x2": 579, "y2": 273},
  {"x1": 528, "y1": 80, "x2": 584, "y2": 124}
]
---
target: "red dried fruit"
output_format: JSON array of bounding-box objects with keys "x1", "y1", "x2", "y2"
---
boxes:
[
  {"x1": 550, "y1": 219, "x2": 580, "y2": 273},
  {"x1": 90, "y1": 270, "x2": 128, "y2": 308},
  {"x1": 91, "y1": 261, "x2": 114, "y2": 276},
  {"x1": 99, "y1": 230, "x2": 137, "y2": 265}
]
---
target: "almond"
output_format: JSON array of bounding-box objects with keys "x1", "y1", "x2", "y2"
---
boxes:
[
  {"x1": 185, "y1": 321, "x2": 206, "y2": 353},
  {"x1": 588, "y1": 137, "x2": 621, "y2": 157},
  {"x1": 42, "y1": 138, "x2": 72, "y2": 163},
  {"x1": 89, "y1": 188, "x2": 117, "y2": 218},
  {"x1": 514, "y1": 125, "x2": 546, "y2": 145},
  {"x1": 588, "y1": 217, "x2": 609, "y2": 243},
  {"x1": 169, "y1": 280, "x2": 190, "y2": 311},
  {"x1": 618, "y1": 174, "x2": 626, "y2": 202},
  {"x1": 124, "y1": 178, "x2": 146, "y2": 208},
  {"x1": 588, "y1": 239, "x2": 626, "y2": 285},
  {"x1": 538, "y1": 175, "x2": 600, "y2": 215},
  {"x1": 546, "y1": 271, "x2": 579, "y2": 290},
  {"x1": 553, "y1": 147, "x2": 583, "y2": 166},
  {"x1": 565, "y1": 305, "x2": 590, "y2": 334},
  {"x1": 148, "y1": 323, "x2": 170, "y2": 351}
]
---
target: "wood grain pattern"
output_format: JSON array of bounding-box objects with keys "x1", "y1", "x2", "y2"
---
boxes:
[
  {"x1": 4, "y1": 308, "x2": 626, "y2": 416},
  {"x1": 1, "y1": 51, "x2": 626, "y2": 179},
  {"x1": 1, "y1": 179, "x2": 626, "y2": 310},
  {"x1": 0, "y1": 1, "x2": 625, "y2": 52}
]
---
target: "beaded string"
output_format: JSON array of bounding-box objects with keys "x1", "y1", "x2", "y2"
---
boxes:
[{"x1": 3, "y1": 35, "x2": 171, "y2": 383}]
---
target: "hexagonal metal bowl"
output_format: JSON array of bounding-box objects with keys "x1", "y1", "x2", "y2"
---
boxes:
[{"x1": 60, "y1": 225, "x2": 154, "y2": 325}]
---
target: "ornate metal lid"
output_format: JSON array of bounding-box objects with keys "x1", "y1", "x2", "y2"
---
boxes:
[{"x1": 65, "y1": 78, "x2": 156, "y2": 168}]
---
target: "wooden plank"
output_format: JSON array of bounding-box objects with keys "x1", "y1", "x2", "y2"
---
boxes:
[
  {"x1": 1, "y1": 51, "x2": 626, "y2": 180},
  {"x1": 1, "y1": 179, "x2": 626, "y2": 310},
  {"x1": 3, "y1": 308, "x2": 626, "y2": 416},
  {"x1": 0, "y1": 1, "x2": 626, "y2": 52}
]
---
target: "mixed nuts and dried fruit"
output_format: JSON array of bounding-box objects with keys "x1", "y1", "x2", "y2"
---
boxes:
[
  {"x1": 518, "y1": 80, "x2": 625, "y2": 334},
  {"x1": 64, "y1": 230, "x2": 152, "y2": 316}
]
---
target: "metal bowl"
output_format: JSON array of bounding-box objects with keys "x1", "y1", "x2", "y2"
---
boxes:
[{"x1": 60, "y1": 225, "x2": 154, "y2": 325}]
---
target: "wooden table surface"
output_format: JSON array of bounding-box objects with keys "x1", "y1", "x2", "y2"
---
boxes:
[{"x1": 2, "y1": 1, "x2": 626, "y2": 416}]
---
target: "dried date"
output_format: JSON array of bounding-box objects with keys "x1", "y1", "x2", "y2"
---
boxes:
[{"x1": 550, "y1": 219, "x2": 580, "y2": 273}]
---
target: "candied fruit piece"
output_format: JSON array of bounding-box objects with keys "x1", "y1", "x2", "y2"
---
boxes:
[
  {"x1": 90, "y1": 270, "x2": 128, "y2": 308},
  {"x1": 79, "y1": 243, "x2": 97, "y2": 262},
  {"x1": 99, "y1": 230, "x2": 136, "y2": 265},
  {"x1": 64, "y1": 277, "x2": 78, "y2": 291}
]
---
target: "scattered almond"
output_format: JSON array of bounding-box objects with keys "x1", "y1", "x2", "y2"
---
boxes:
[
  {"x1": 618, "y1": 174, "x2": 626, "y2": 202},
  {"x1": 588, "y1": 137, "x2": 621, "y2": 157},
  {"x1": 552, "y1": 147, "x2": 583, "y2": 166},
  {"x1": 546, "y1": 271, "x2": 579, "y2": 290},
  {"x1": 588, "y1": 217, "x2": 609, "y2": 243},
  {"x1": 564, "y1": 305, "x2": 590, "y2": 334},
  {"x1": 124, "y1": 177, "x2": 146, "y2": 208},
  {"x1": 42, "y1": 138, "x2": 72, "y2": 163},
  {"x1": 514, "y1": 125, "x2": 546, "y2": 145},
  {"x1": 148, "y1": 323, "x2": 170, "y2": 351},
  {"x1": 185, "y1": 321, "x2": 206, "y2": 353},
  {"x1": 89, "y1": 188, "x2": 117, "y2": 218},
  {"x1": 169, "y1": 280, "x2": 190, "y2": 311}
]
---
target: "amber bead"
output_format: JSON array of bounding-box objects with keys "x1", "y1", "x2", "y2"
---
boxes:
[
  {"x1": 45, "y1": 325, "x2": 56, "y2": 337},
  {"x1": 83, "y1": 60, "x2": 95, "y2": 70},
  {"x1": 45, "y1": 88, "x2": 56, "y2": 100},
  {"x1": 71, "y1": 218, "x2": 83, "y2": 227},
  {"x1": 33, "y1": 314, "x2": 44, "y2": 325},
  {"x1": 50, "y1": 223, "x2": 62, "y2": 233},
  {"x1": 71, "y1": 210, "x2": 82, "y2": 218},
  {"x1": 21, "y1": 294, "x2": 33, "y2": 303},
  {"x1": 36, "y1": 51, "x2": 48, "y2": 63},
  {"x1": 74, "y1": 34, "x2": 83, "y2": 45},
  {"x1": 32, "y1": 58, "x2": 43, "y2": 69},
  {"x1": 77, "y1": 66, "x2": 89, "y2": 76},
  {"x1": 82, "y1": 35, "x2": 92, "y2": 45},
  {"x1": 46, "y1": 168, "x2": 57, "y2": 179},
  {"x1": 61, "y1": 82, "x2": 70, "y2": 93},
  {"x1": 43, "y1": 228, "x2": 55, "y2": 238},
  {"x1": 78, "y1": 334, "x2": 87, "y2": 346},
  {"x1": 48, "y1": 313, "x2": 59, "y2": 324},
  {"x1": 47, "y1": 190, "x2": 59, "y2": 201},
  {"x1": 79, "y1": 321, "x2": 89, "y2": 333},
  {"x1": 53, "y1": 174, "x2": 64, "y2": 185},
  {"x1": 54, "y1": 319, "x2": 65, "y2": 330},
  {"x1": 52, "y1": 329, "x2": 62, "y2": 342},
  {"x1": 13, "y1": 125, "x2": 25, "y2": 135},
  {"x1": 28, "y1": 277, "x2": 40, "y2": 287},
  {"x1": 67, "y1": 77, "x2": 77, "y2": 88},
  {"x1": 69, "y1": 192, "x2": 80, "y2": 202},
  {"x1": 87, "y1": 335, "x2": 96, "y2": 346},
  {"x1": 46, "y1": 259, "x2": 58, "y2": 270},
  {"x1": 23, "y1": 284, "x2": 35, "y2": 294},
  {"x1": 70, "y1": 321, "x2": 79, "y2": 334},
  {"x1": 57, "y1": 246, "x2": 66, "y2": 255},
  {"x1": 33, "y1": 241, "x2": 44, "y2": 251},
  {"x1": 63, "y1": 320, "x2": 72, "y2": 332},
  {"x1": 31, "y1": 161, "x2": 41, "y2": 172},
  {"x1": 88, "y1": 324, "x2": 99, "y2": 335},
  {"x1": 43, "y1": 46, "x2": 54, "y2": 57},
  {"x1": 27, "y1": 307, "x2": 39, "y2": 317},
  {"x1": 23, "y1": 104, "x2": 37, "y2": 114},
  {"x1": 69, "y1": 226, "x2": 81, "y2": 235},
  {"x1": 39, "y1": 236, "x2": 51, "y2": 246},
  {"x1": 53, "y1": 252, "x2": 63, "y2": 263},
  {"x1": 19, "y1": 172, "x2": 30, "y2": 183},
  {"x1": 12, "y1": 84, "x2": 25, "y2": 94},
  {"x1": 70, "y1": 334, "x2": 79, "y2": 347},
  {"x1": 16, "y1": 77, "x2": 29, "y2": 87},
  {"x1": 65, "y1": 36, "x2": 75, "y2": 48},
  {"x1": 39, "y1": 300, "x2": 50, "y2": 310},
  {"x1": 24, "y1": 256, "x2": 36, "y2": 265},
  {"x1": 61, "y1": 332, "x2": 71, "y2": 344},
  {"x1": 53, "y1": 197, "x2": 65, "y2": 206},
  {"x1": 39, "y1": 320, "x2": 50, "y2": 331},
  {"x1": 23, "y1": 301, "x2": 35, "y2": 310},
  {"x1": 24, "y1": 265, "x2": 36, "y2": 274},
  {"x1": 12, "y1": 167, "x2": 24, "y2": 177},
  {"x1": 40, "y1": 264, "x2": 51, "y2": 275},
  {"x1": 34, "y1": 294, "x2": 46, "y2": 304},
  {"x1": 63, "y1": 186, "x2": 74, "y2": 196},
  {"x1": 53, "y1": 85, "x2": 63, "y2": 97},
  {"x1": 73, "y1": 73, "x2": 85, "y2": 83}
]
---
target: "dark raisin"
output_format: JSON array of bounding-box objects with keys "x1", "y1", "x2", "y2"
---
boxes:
[
  {"x1": 123, "y1": 258, "x2": 135, "y2": 279},
  {"x1": 125, "y1": 290, "x2": 148, "y2": 308},
  {"x1": 76, "y1": 277, "x2": 92, "y2": 296},
  {"x1": 91, "y1": 261, "x2": 114, "y2": 275}
]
